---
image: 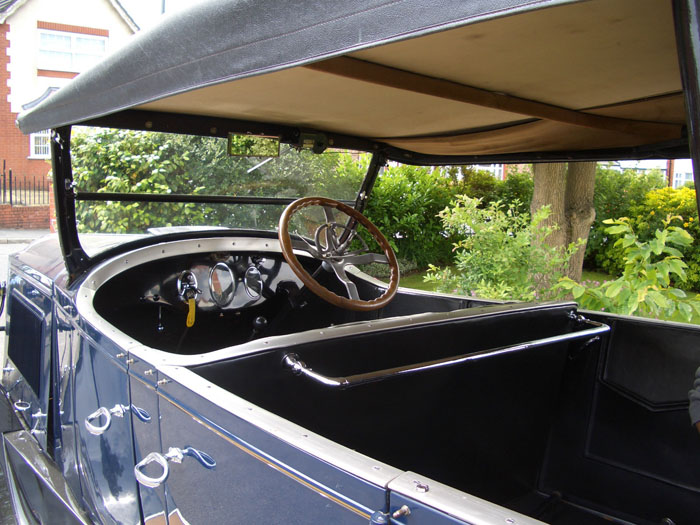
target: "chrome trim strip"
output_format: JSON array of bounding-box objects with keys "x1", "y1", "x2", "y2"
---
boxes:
[
  {"x1": 388, "y1": 471, "x2": 546, "y2": 525},
  {"x1": 75, "y1": 235, "x2": 576, "y2": 369},
  {"x1": 283, "y1": 318, "x2": 609, "y2": 388}
]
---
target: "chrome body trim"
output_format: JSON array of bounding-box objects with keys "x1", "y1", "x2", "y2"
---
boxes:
[
  {"x1": 2, "y1": 430, "x2": 90, "y2": 524},
  {"x1": 283, "y1": 318, "x2": 609, "y2": 388},
  {"x1": 76, "y1": 236, "x2": 565, "y2": 368},
  {"x1": 388, "y1": 471, "x2": 546, "y2": 525},
  {"x1": 69, "y1": 234, "x2": 590, "y2": 522}
]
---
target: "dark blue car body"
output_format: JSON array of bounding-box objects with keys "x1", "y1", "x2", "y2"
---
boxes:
[{"x1": 3, "y1": 0, "x2": 700, "y2": 523}]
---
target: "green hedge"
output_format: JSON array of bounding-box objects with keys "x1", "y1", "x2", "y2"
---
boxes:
[
  {"x1": 585, "y1": 166, "x2": 666, "y2": 273},
  {"x1": 362, "y1": 165, "x2": 467, "y2": 268},
  {"x1": 362, "y1": 165, "x2": 533, "y2": 269}
]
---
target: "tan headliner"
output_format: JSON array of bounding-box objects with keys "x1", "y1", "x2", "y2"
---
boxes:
[{"x1": 137, "y1": 0, "x2": 685, "y2": 156}]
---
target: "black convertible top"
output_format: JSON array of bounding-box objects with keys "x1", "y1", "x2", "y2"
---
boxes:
[{"x1": 15, "y1": 0, "x2": 700, "y2": 164}]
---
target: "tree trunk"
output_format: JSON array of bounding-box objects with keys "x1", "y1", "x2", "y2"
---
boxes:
[
  {"x1": 530, "y1": 161, "x2": 596, "y2": 282},
  {"x1": 565, "y1": 162, "x2": 596, "y2": 281},
  {"x1": 531, "y1": 163, "x2": 567, "y2": 248}
]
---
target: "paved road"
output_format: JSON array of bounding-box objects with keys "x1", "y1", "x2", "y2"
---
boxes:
[{"x1": 0, "y1": 244, "x2": 32, "y2": 525}]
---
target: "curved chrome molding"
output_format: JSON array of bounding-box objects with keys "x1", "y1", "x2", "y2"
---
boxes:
[{"x1": 76, "y1": 234, "x2": 570, "y2": 369}]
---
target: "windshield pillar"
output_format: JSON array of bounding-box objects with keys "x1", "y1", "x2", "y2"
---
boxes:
[
  {"x1": 674, "y1": 0, "x2": 700, "y2": 212},
  {"x1": 354, "y1": 151, "x2": 387, "y2": 214},
  {"x1": 51, "y1": 126, "x2": 88, "y2": 281}
]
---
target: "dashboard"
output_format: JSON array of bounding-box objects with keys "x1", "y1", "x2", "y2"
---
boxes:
[
  {"x1": 91, "y1": 250, "x2": 310, "y2": 353},
  {"x1": 135, "y1": 252, "x2": 304, "y2": 312}
]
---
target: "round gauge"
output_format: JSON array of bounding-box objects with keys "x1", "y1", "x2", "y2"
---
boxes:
[
  {"x1": 209, "y1": 263, "x2": 235, "y2": 306},
  {"x1": 244, "y1": 266, "x2": 263, "y2": 299}
]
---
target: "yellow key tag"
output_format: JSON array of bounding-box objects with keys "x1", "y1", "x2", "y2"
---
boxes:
[{"x1": 186, "y1": 297, "x2": 196, "y2": 328}]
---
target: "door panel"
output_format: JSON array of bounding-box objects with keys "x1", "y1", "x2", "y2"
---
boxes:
[
  {"x1": 73, "y1": 333, "x2": 140, "y2": 524},
  {"x1": 154, "y1": 381, "x2": 386, "y2": 524},
  {"x1": 540, "y1": 313, "x2": 700, "y2": 524},
  {"x1": 129, "y1": 360, "x2": 166, "y2": 525},
  {"x1": 54, "y1": 294, "x2": 82, "y2": 504}
]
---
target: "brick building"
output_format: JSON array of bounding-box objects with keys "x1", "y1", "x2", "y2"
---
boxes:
[{"x1": 0, "y1": 0, "x2": 136, "y2": 228}]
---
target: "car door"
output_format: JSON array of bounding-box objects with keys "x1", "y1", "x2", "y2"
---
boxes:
[
  {"x1": 539, "y1": 312, "x2": 700, "y2": 524},
  {"x1": 131, "y1": 365, "x2": 392, "y2": 524},
  {"x1": 72, "y1": 325, "x2": 141, "y2": 524}
]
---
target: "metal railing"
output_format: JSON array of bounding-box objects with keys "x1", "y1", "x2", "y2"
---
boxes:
[{"x1": 1, "y1": 161, "x2": 51, "y2": 207}]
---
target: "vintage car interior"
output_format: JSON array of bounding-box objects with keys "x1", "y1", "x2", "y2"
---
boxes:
[{"x1": 2, "y1": 0, "x2": 700, "y2": 524}]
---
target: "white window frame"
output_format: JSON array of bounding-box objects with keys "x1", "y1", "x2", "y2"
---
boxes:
[
  {"x1": 37, "y1": 29, "x2": 107, "y2": 73},
  {"x1": 29, "y1": 130, "x2": 51, "y2": 159}
]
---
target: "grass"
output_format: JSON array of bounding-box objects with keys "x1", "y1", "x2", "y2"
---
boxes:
[
  {"x1": 399, "y1": 270, "x2": 439, "y2": 291},
  {"x1": 580, "y1": 270, "x2": 614, "y2": 285},
  {"x1": 400, "y1": 267, "x2": 616, "y2": 293}
]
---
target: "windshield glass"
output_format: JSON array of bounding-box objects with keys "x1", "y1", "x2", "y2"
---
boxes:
[{"x1": 71, "y1": 127, "x2": 370, "y2": 255}]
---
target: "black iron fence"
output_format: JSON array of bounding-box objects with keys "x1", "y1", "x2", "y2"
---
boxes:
[{"x1": 1, "y1": 160, "x2": 51, "y2": 207}]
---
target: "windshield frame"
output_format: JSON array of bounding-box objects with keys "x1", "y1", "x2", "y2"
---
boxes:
[{"x1": 51, "y1": 110, "x2": 384, "y2": 282}]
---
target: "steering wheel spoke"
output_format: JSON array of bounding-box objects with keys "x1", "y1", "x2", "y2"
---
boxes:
[
  {"x1": 327, "y1": 261, "x2": 361, "y2": 301},
  {"x1": 342, "y1": 252, "x2": 389, "y2": 265},
  {"x1": 279, "y1": 197, "x2": 399, "y2": 311}
]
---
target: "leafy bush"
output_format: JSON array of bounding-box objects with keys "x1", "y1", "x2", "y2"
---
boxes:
[
  {"x1": 460, "y1": 167, "x2": 501, "y2": 205},
  {"x1": 585, "y1": 165, "x2": 665, "y2": 273},
  {"x1": 629, "y1": 187, "x2": 700, "y2": 290},
  {"x1": 72, "y1": 129, "x2": 211, "y2": 233},
  {"x1": 557, "y1": 217, "x2": 700, "y2": 322},
  {"x1": 424, "y1": 196, "x2": 582, "y2": 301},
  {"x1": 362, "y1": 165, "x2": 468, "y2": 267},
  {"x1": 495, "y1": 167, "x2": 533, "y2": 214}
]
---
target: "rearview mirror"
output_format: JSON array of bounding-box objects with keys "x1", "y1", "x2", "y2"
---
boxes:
[{"x1": 227, "y1": 134, "x2": 280, "y2": 157}]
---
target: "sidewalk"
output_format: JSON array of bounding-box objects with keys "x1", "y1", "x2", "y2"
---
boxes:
[{"x1": 0, "y1": 228, "x2": 51, "y2": 244}]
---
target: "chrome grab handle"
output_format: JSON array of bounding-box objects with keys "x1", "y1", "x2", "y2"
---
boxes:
[
  {"x1": 84, "y1": 404, "x2": 127, "y2": 436},
  {"x1": 13, "y1": 400, "x2": 30, "y2": 412},
  {"x1": 134, "y1": 446, "x2": 216, "y2": 488},
  {"x1": 134, "y1": 452, "x2": 170, "y2": 488},
  {"x1": 283, "y1": 316, "x2": 610, "y2": 389}
]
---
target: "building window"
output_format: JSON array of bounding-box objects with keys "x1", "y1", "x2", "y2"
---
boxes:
[
  {"x1": 38, "y1": 30, "x2": 106, "y2": 73},
  {"x1": 29, "y1": 130, "x2": 51, "y2": 159},
  {"x1": 673, "y1": 172, "x2": 695, "y2": 189}
]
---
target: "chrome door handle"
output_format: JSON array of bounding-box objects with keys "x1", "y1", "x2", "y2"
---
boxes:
[
  {"x1": 84, "y1": 404, "x2": 127, "y2": 435},
  {"x1": 13, "y1": 400, "x2": 30, "y2": 412},
  {"x1": 134, "y1": 452, "x2": 170, "y2": 488},
  {"x1": 134, "y1": 446, "x2": 216, "y2": 488}
]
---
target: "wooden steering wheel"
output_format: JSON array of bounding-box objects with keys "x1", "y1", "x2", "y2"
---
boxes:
[{"x1": 278, "y1": 197, "x2": 399, "y2": 311}]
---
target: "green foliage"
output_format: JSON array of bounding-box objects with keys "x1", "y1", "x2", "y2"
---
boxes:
[
  {"x1": 362, "y1": 165, "x2": 469, "y2": 267},
  {"x1": 630, "y1": 187, "x2": 700, "y2": 290},
  {"x1": 589, "y1": 184, "x2": 700, "y2": 291},
  {"x1": 424, "y1": 196, "x2": 582, "y2": 301},
  {"x1": 71, "y1": 129, "x2": 366, "y2": 234},
  {"x1": 361, "y1": 165, "x2": 532, "y2": 269},
  {"x1": 557, "y1": 217, "x2": 700, "y2": 322},
  {"x1": 460, "y1": 167, "x2": 501, "y2": 205},
  {"x1": 585, "y1": 165, "x2": 665, "y2": 273},
  {"x1": 72, "y1": 129, "x2": 211, "y2": 233},
  {"x1": 495, "y1": 168, "x2": 533, "y2": 214}
]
